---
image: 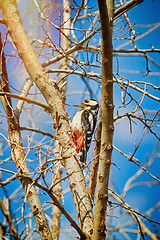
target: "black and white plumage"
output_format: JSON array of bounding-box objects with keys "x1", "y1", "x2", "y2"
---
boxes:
[{"x1": 71, "y1": 99, "x2": 99, "y2": 162}]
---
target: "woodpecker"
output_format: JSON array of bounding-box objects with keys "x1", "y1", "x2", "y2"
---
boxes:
[{"x1": 71, "y1": 99, "x2": 99, "y2": 162}]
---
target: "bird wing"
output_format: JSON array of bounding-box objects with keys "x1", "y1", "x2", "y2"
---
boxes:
[{"x1": 81, "y1": 110, "x2": 93, "y2": 161}]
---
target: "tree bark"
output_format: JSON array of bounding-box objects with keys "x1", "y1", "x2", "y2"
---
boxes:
[
  {"x1": 51, "y1": 158, "x2": 62, "y2": 240},
  {"x1": 93, "y1": 0, "x2": 114, "y2": 239},
  {"x1": 52, "y1": 1, "x2": 71, "y2": 238},
  {"x1": 0, "y1": 0, "x2": 93, "y2": 237}
]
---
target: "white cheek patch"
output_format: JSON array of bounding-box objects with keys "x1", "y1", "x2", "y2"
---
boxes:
[{"x1": 71, "y1": 111, "x2": 83, "y2": 132}]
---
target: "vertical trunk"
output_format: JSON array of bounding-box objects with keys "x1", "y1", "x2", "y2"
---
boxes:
[
  {"x1": 93, "y1": 0, "x2": 114, "y2": 239},
  {"x1": 59, "y1": 0, "x2": 71, "y2": 99},
  {"x1": 52, "y1": 154, "x2": 62, "y2": 240},
  {"x1": 52, "y1": 1, "x2": 71, "y2": 238}
]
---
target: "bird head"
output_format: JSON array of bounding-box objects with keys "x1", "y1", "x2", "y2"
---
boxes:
[{"x1": 74, "y1": 99, "x2": 99, "y2": 115}]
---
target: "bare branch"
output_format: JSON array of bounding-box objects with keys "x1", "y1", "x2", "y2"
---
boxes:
[
  {"x1": 109, "y1": 188, "x2": 159, "y2": 240},
  {"x1": 15, "y1": 78, "x2": 33, "y2": 118},
  {"x1": 114, "y1": 0, "x2": 143, "y2": 20},
  {"x1": 0, "y1": 198, "x2": 20, "y2": 239},
  {"x1": 20, "y1": 126, "x2": 54, "y2": 138},
  {"x1": 0, "y1": 92, "x2": 50, "y2": 110}
]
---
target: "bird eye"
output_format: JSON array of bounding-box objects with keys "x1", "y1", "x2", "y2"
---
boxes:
[
  {"x1": 85, "y1": 99, "x2": 89, "y2": 103},
  {"x1": 91, "y1": 104, "x2": 99, "y2": 110}
]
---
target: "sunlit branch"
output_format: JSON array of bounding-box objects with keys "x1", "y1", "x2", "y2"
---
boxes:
[
  {"x1": 116, "y1": 22, "x2": 160, "y2": 50},
  {"x1": 113, "y1": 145, "x2": 160, "y2": 182},
  {"x1": 0, "y1": 92, "x2": 50, "y2": 110},
  {"x1": 77, "y1": 0, "x2": 143, "y2": 22},
  {"x1": 109, "y1": 188, "x2": 160, "y2": 225},
  {"x1": 109, "y1": 188, "x2": 159, "y2": 239},
  {"x1": 15, "y1": 78, "x2": 33, "y2": 119},
  {"x1": 20, "y1": 126, "x2": 54, "y2": 138},
  {"x1": 42, "y1": 26, "x2": 100, "y2": 67},
  {"x1": 115, "y1": 78, "x2": 160, "y2": 101},
  {"x1": 114, "y1": 0, "x2": 143, "y2": 20},
  {"x1": 46, "y1": 68, "x2": 101, "y2": 81},
  {"x1": 114, "y1": 48, "x2": 160, "y2": 53}
]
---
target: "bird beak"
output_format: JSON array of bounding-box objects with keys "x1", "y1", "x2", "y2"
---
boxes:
[{"x1": 73, "y1": 103, "x2": 86, "y2": 109}]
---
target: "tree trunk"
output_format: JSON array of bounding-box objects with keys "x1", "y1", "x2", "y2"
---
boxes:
[{"x1": 93, "y1": 0, "x2": 114, "y2": 239}]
